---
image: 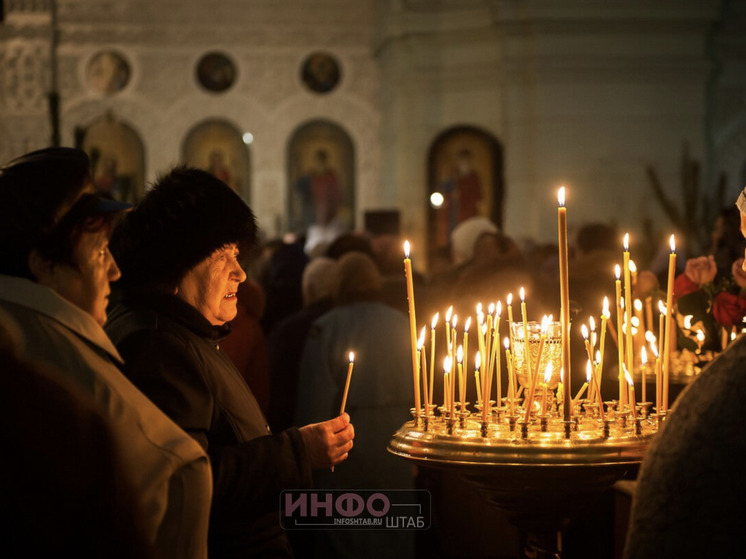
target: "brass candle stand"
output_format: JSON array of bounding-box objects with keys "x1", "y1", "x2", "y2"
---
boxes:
[{"x1": 389, "y1": 402, "x2": 659, "y2": 558}]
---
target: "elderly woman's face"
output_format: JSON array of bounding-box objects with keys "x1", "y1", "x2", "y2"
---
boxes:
[
  {"x1": 177, "y1": 243, "x2": 247, "y2": 326},
  {"x1": 37, "y1": 228, "x2": 121, "y2": 325}
]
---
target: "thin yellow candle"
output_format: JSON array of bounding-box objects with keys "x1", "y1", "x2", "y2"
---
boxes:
[
  {"x1": 445, "y1": 306, "x2": 453, "y2": 360},
  {"x1": 542, "y1": 363, "x2": 552, "y2": 416},
  {"x1": 557, "y1": 187, "x2": 572, "y2": 422},
  {"x1": 418, "y1": 327, "x2": 429, "y2": 417},
  {"x1": 589, "y1": 316, "x2": 597, "y2": 355},
  {"x1": 457, "y1": 345, "x2": 465, "y2": 413},
  {"x1": 640, "y1": 345, "x2": 647, "y2": 403},
  {"x1": 520, "y1": 287, "x2": 531, "y2": 381},
  {"x1": 598, "y1": 297, "x2": 610, "y2": 389},
  {"x1": 451, "y1": 314, "x2": 459, "y2": 364},
  {"x1": 623, "y1": 234, "x2": 634, "y2": 400},
  {"x1": 492, "y1": 302, "x2": 502, "y2": 405},
  {"x1": 463, "y1": 317, "x2": 471, "y2": 391},
  {"x1": 486, "y1": 303, "x2": 495, "y2": 378},
  {"x1": 339, "y1": 352, "x2": 355, "y2": 415},
  {"x1": 429, "y1": 313, "x2": 438, "y2": 404},
  {"x1": 634, "y1": 299, "x2": 645, "y2": 360},
  {"x1": 443, "y1": 355, "x2": 451, "y2": 412},
  {"x1": 647, "y1": 331, "x2": 661, "y2": 411},
  {"x1": 524, "y1": 316, "x2": 549, "y2": 416},
  {"x1": 450, "y1": 336, "x2": 457, "y2": 418},
  {"x1": 506, "y1": 293, "x2": 514, "y2": 349},
  {"x1": 504, "y1": 337, "x2": 515, "y2": 415},
  {"x1": 403, "y1": 241, "x2": 420, "y2": 423},
  {"x1": 663, "y1": 234, "x2": 676, "y2": 410},
  {"x1": 474, "y1": 351, "x2": 483, "y2": 411},
  {"x1": 614, "y1": 265, "x2": 626, "y2": 407},
  {"x1": 645, "y1": 296, "x2": 654, "y2": 334},
  {"x1": 476, "y1": 314, "x2": 486, "y2": 404},
  {"x1": 593, "y1": 356, "x2": 605, "y2": 421},
  {"x1": 625, "y1": 367, "x2": 638, "y2": 419}
]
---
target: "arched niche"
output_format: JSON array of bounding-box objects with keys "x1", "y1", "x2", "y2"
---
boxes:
[
  {"x1": 286, "y1": 119, "x2": 355, "y2": 235},
  {"x1": 79, "y1": 113, "x2": 145, "y2": 203},
  {"x1": 427, "y1": 126, "x2": 504, "y2": 257},
  {"x1": 181, "y1": 119, "x2": 250, "y2": 200}
]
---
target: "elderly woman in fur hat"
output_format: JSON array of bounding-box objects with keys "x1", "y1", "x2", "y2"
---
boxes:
[
  {"x1": 0, "y1": 148, "x2": 212, "y2": 559},
  {"x1": 105, "y1": 166, "x2": 354, "y2": 559}
]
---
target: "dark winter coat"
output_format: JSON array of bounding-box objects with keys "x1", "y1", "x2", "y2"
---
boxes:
[{"x1": 106, "y1": 293, "x2": 312, "y2": 559}]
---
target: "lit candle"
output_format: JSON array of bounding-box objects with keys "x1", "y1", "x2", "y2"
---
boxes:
[
  {"x1": 474, "y1": 351, "x2": 483, "y2": 410},
  {"x1": 639, "y1": 345, "x2": 647, "y2": 404},
  {"x1": 476, "y1": 314, "x2": 486, "y2": 405},
  {"x1": 443, "y1": 355, "x2": 451, "y2": 413},
  {"x1": 506, "y1": 293, "x2": 514, "y2": 350},
  {"x1": 451, "y1": 314, "x2": 459, "y2": 363},
  {"x1": 524, "y1": 315, "x2": 549, "y2": 417},
  {"x1": 598, "y1": 297, "x2": 610, "y2": 389},
  {"x1": 418, "y1": 327, "x2": 429, "y2": 417},
  {"x1": 593, "y1": 354, "x2": 605, "y2": 421},
  {"x1": 429, "y1": 313, "x2": 438, "y2": 404},
  {"x1": 463, "y1": 317, "x2": 471, "y2": 391},
  {"x1": 403, "y1": 241, "x2": 421, "y2": 423},
  {"x1": 625, "y1": 367, "x2": 638, "y2": 419},
  {"x1": 340, "y1": 352, "x2": 355, "y2": 415},
  {"x1": 557, "y1": 187, "x2": 572, "y2": 422},
  {"x1": 492, "y1": 301, "x2": 503, "y2": 405},
  {"x1": 634, "y1": 299, "x2": 645, "y2": 358},
  {"x1": 445, "y1": 306, "x2": 453, "y2": 360},
  {"x1": 623, "y1": 234, "x2": 634, "y2": 402},
  {"x1": 615, "y1": 264, "x2": 626, "y2": 407},
  {"x1": 504, "y1": 337, "x2": 515, "y2": 415},
  {"x1": 520, "y1": 287, "x2": 531, "y2": 384},
  {"x1": 457, "y1": 345, "x2": 465, "y2": 413},
  {"x1": 663, "y1": 235, "x2": 676, "y2": 410},
  {"x1": 542, "y1": 363, "x2": 552, "y2": 416},
  {"x1": 647, "y1": 331, "x2": 661, "y2": 413}
]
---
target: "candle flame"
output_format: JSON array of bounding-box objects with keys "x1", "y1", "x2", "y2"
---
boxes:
[
  {"x1": 670, "y1": 234, "x2": 676, "y2": 253},
  {"x1": 581, "y1": 324, "x2": 589, "y2": 339},
  {"x1": 349, "y1": 351, "x2": 355, "y2": 363},
  {"x1": 457, "y1": 345, "x2": 463, "y2": 363},
  {"x1": 640, "y1": 345, "x2": 647, "y2": 365},
  {"x1": 624, "y1": 366, "x2": 634, "y2": 386},
  {"x1": 623, "y1": 233, "x2": 629, "y2": 252},
  {"x1": 586, "y1": 359, "x2": 592, "y2": 382},
  {"x1": 418, "y1": 326, "x2": 426, "y2": 349},
  {"x1": 403, "y1": 240, "x2": 410, "y2": 258},
  {"x1": 631, "y1": 316, "x2": 640, "y2": 328},
  {"x1": 443, "y1": 355, "x2": 452, "y2": 373},
  {"x1": 634, "y1": 299, "x2": 643, "y2": 311},
  {"x1": 602, "y1": 297, "x2": 610, "y2": 318},
  {"x1": 476, "y1": 302, "x2": 483, "y2": 315},
  {"x1": 645, "y1": 330, "x2": 656, "y2": 344},
  {"x1": 451, "y1": 314, "x2": 458, "y2": 329},
  {"x1": 496, "y1": 300, "x2": 502, "y2": 317},
  {"x1": 488, "y1": 302, "x2": 495, "y2": 315},
  {"x1": 558, "y1": 186, "x2": 565, "y2": 207},
  {"x1": 445, "y1": 306, "x2": 453, "y2": 322},
  {"x1": 683, "y1": 315, "x2": 693, "y2": 329},
  {"x1": 649, "y1": 340, "x2": 659, "y2": 358},
  {"x1": 615, "y1": 264, "x2": 621, "y2": 280},
  {"x1": 507, "y1": 293, "x2": 513, "y2": 305},
  {"x1": 659, "y1": 300, "x2": 667, "y2": 316},
  {"x1": 520, "y1": 286, "x2": 525, "y2": 302},
  {"x1": 589, "y1": 316, "x2": 596, "y2": 332},
  {"x1": 475, "y1": 351, "x2": 481, "y2": 370},
  {"x1": 544, "y1": 363, "x2": 553, "y2": 383},
  {"x1": 541, "y1": 314, "x2": 550, "y2": 333},
  {"x1": 697, "y1": 329, "x2": 705, "y2": 342},
  {"x1": 464, "y1": 316, "x2": 471, "y2": 332},
  {"x1": 503, "y1": 337, "x2": 510, "y2": 349},
  {"x1": 595, "y1": 349, "x2": 601, "y2": 363},
  {"x1": 431, "y1": 312, "x2": 439, "y2": 329},
  {"x1": 629, "y1": 259, "x2": 637, "y2": 273}
]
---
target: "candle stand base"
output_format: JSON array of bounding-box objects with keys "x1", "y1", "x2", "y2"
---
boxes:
[{"x1": 389, "y1": 412, "x2": 656, "y2": 559}]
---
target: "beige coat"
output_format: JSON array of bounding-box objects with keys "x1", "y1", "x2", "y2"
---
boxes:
[{"x1": 0, "y1": 275, "x2": 212, "y2": 559}]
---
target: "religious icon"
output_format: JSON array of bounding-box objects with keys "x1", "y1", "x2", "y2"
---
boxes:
[
  {"x1": 300, "y1": 52, "x2": 341, "y2": 94},
  {"x1": 85, "y1": 51, "x2": 131, "y2": 95},
  {"x1": 196, "y1": 52, "x2": 237, "y2": 93}
]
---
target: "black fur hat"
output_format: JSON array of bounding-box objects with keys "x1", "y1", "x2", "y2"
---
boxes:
[
  {"x1": 111, "y1": 166, "x2": 257, "y2": 295},
  {"x1": 0, "y1": 147, "x2": 92, "y2": 278}
]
